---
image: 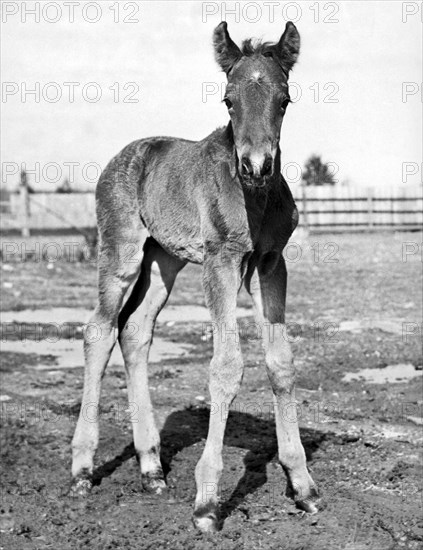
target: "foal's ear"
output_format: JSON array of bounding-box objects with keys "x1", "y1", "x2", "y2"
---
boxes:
[
  {"x1": 273, "y1": 21, "x2": 300, "y2": 72},
  {"x1": 213, "y1": 21, "x2": 242, "y2": 74}
]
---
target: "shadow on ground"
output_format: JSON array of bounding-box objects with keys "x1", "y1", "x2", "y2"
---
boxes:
[{"x1": 91, "y1": 406, "x2": 330, "y2": 524}]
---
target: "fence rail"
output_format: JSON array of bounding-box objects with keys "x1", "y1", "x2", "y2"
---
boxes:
[{"x1": 0, "y1": 185, "x2": 421, "y2": 235}]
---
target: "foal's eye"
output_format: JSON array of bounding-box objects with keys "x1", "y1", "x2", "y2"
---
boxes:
[
  {"x1": 281, "y1": 98, "x2": 291, "y2": 111},
  {"x1": 223, "y1": 98, "x2": 233, "y2": 109}
]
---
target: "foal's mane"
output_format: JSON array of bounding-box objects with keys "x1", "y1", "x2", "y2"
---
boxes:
[{"x1": 241, "y1": 39, "x2": 276, "y2": 56}]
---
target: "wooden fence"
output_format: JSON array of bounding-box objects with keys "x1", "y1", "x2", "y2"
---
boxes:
[
  {"x1": 0, "y1": 185, "x2": 421, "y2": 235},
  {"x1": 0, "y1": 192, "x2": 95, "y2": 234},
  {"x1": 292, "y1": 184, "x2": 422, "y2": 232}
]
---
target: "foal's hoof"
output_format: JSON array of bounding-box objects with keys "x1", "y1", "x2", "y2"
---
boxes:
[
  {"x1": 69, "y1": 475, "x2": 93, "y2": 497},
  {"x1": 295, "y1": 485, "x2": 319, "y2": 515},
  {"x1": 141, "y1": 472, "x2": 167, "y2": 495},
  {"x1": 295, "y1": 499, "x2": 318, "y2": 514},
  {"x1": 192, "y1": 504, "x2": 220, "y2": 533}
]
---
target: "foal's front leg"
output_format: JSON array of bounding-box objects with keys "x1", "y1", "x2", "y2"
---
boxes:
[
  {"x1": 245, "y1": 255, "x2": 319, "y2": 513},
  {"x1": 193, "y1": 252, "x2": 244, "y2": 532}
]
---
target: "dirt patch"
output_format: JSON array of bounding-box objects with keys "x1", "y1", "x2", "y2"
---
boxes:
[
  {"x1": 1, "y1": 318, "x2": 422, "y2": 549},
  {"x1": 1, "y1": 232, "x2": 422, "y2": 549}
]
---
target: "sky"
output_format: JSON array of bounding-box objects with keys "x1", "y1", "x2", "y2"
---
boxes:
[{"x1": 1, "y1": 1, "x2": 422, "y2": 191}]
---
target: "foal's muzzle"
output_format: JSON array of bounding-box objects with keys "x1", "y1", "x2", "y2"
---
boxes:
[{"x1": 239, "y1": 153, "x2": 274, "y2": 187}]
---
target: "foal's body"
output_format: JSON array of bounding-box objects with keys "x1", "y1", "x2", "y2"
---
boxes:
[{"x1": 72, "y1": 21, "x2": 318, "y2": 532}]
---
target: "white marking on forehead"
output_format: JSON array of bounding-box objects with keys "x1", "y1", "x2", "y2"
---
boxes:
[{"x1": 251, "y1": 71, "x2": 261, "y2": 81}]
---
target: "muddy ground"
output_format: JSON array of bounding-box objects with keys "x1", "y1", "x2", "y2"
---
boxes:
[{"x1": 0, "y1": 232, "x2": 422, "y2": 549}]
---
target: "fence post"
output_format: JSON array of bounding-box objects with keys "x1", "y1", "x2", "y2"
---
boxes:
[
  {"x1": 301, "y1": 180, "x2": 309, "y2": 232},
  {"x1": 366, "y1": 187, "x2": 373, "y2": 229},
  {"x1": 20, "y1": 170, "x2": 30, "y2": 237}
]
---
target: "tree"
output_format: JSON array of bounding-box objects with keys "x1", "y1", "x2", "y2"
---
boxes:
[{"x1": 302, "y1": 155, "x2": 336, "y2": 186}]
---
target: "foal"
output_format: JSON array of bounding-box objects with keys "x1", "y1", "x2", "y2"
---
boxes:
[{"x1": 71, "y1": 21, "x2": 318, "y2": 532}]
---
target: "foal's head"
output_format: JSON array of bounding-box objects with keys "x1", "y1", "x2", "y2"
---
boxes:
[{"x1": 213, "y1": 21, "x2": 300, "y2": 188}]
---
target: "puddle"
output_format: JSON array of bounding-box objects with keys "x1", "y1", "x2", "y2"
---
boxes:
[
  {"x1": 338, "y1": 319, "x2": 404, "y2": 335},
  {"x1": 0, "y1": 305, "x2": 252, "y2": 371},
  {"x1": 0, "y1": 308, "x2": 93, "y2": 325},
  {"x1": 343, "y1": 363, "x2": 421, "y2": 384},
  {"x1": 0, "y1": 338, "x2": 194, "y2": 370},
  {"x1": 0, "y1": 305, "x2": 252, "y2": 325}
]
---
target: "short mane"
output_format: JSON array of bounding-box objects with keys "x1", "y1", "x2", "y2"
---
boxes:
[{"x1": 241, "y1": 39, "x2": 276, "y2": 56}]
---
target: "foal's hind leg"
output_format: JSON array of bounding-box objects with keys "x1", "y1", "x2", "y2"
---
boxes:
[
  {"x1": 245, "y1": 255, "x2": 318, "y2": 512},
  {"x1": 118, "y1": 238, "x2": 185, "y2": 493},
  {"x1": 71, "y1": 231, "x2": 145, "y2": 494}
]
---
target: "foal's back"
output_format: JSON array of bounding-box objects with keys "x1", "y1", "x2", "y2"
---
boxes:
[{"x1": 95, "y1": 126, "x2": 265, "y2": 264}]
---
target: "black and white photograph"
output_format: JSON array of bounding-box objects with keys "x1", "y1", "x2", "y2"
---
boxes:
[{"x1": 0, "y1": 1, "x2": 422, "y2": 548}]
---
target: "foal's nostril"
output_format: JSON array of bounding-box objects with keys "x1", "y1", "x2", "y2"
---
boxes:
[
  {"x1": 261, "y1": 156, "x2": 273, "y2": 177},
  {"x1": 241, "y1": 156, "x2": 253, "y2": 177}
]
